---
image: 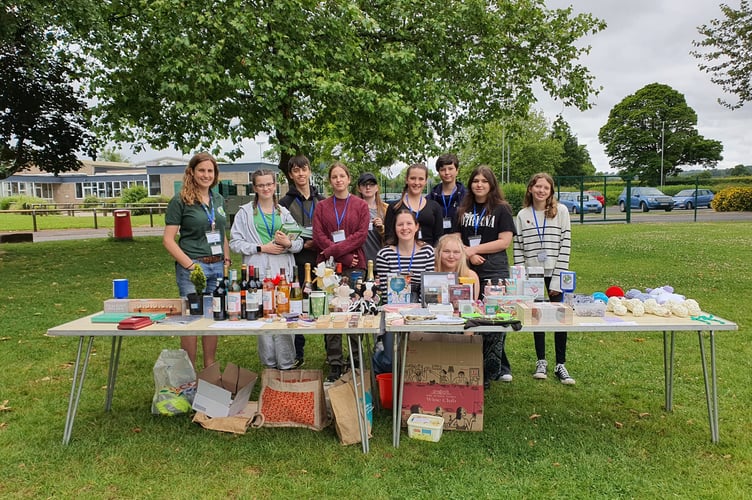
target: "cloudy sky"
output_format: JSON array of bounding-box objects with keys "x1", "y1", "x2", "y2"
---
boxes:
[
  {"x1": 132, "y1": 1, "x2": 751, "y2": 171},
  {"x1": 536, "y1": 0, "x2": 751, "y2": 172}
]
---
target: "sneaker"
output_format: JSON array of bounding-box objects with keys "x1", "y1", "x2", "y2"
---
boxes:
[
  {"x1": 499, "y1": 372, "x2": 513, "y2": 383},
  {"x1": 484, "y1": 379, "x2": 491, "y2": 390},
  {"x1": 554, "y1": 364, "x2": 576, "y2": 385},
  {"x1": 292, "y1": 357, "x2": 305, "y2": 369},
  {"x1": 533, "y1": 359, "x2": 548, "y2": 379},
  {"x1": 326, "y1": 365, "x2": 342, "y2": 382}
]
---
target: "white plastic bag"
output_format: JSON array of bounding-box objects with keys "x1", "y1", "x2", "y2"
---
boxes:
[{"x1": 151, "y1": 349, "x2": 197, "y2": 416}]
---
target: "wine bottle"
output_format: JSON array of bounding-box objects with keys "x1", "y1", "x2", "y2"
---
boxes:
[
  {"x1": 262, "y1": 267, "x2": 275, "y2": 317},
  {"x1": 254, "y1": 266, "x2": 263, "y2": 318},
  {"x1": 240, "y1": 264, "x2": 249, "y2": 319},
  {"x1": 245, "y1": 265, "x2": 257, "y2": 320},
  {"x1": 302, "y1": 262, "x2": 313, "y2": 316},
  {"x1": 276, "y1": 267, "x2": 290, "y2": 315},
  {"x1": 212, "y1": 268, "x2": 227, "y2": 321},
  {"x1": 227, "y1": 268, "x2": 242, "y2": 320},
  {"x1": 289, "y1": 266, "x2": 303, "y2": 315}
]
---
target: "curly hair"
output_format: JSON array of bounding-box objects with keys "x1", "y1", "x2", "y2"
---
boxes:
[{"x1": 180, "y1": 152, "x2": 219, "y2": 205}]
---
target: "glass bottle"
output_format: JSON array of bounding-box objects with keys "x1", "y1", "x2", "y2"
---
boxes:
[
  {"x1": 276, "y1": 267, "x2": 290, "y2": 315},
  {"x1": 212, "y1": 268, "x2": 227, "y2": 321},
  {"x1": 289, "y1": 266, "x2": 303, "y2": 315},
  {"x1": 302, "y1": 262, "x2": 313, "y2": 316},
  {"x1": 262, "y1": 267, "x2": 275, "y2": 317},
  {"x1": 226, "y1": 268, "x2": 242, "y2": 321}
]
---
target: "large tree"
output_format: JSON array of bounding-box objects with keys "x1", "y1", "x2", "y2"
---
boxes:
[
  {"x1": 550, "y1": 115, "x2": 595, "y2": 179},
  {"x1": 598, "y1": 83, "x2": 723, "y2": 185},
  {"x1": 79, "y1": 0, "x2": 605, "y2": 172},
  {"x1": 692, "y1": 1, "x2": 752, "y2": 109},
  {"x1": 458, "y1": 109, "x2": 564, "y2": 184},
  {"x1": 0, "y1": 4, "x2": 96, "y2": 178}
]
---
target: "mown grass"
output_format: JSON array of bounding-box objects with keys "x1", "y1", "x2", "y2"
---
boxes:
[
  {"x1": 0, "y1": 213, "x2": 164, "y2": 231},
  {"x1": 0, "y1": 223, "x2": 750, "y2": 498}
]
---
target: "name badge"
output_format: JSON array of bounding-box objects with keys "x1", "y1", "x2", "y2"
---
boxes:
[
  {"x1": 537, "y1": 251, "x2": 548, "y2": 262},
  {"x1": 210, "y1": 244, "x2": 222, "y2": 255},
  {"x1": 369, "y1": 221, "x2": 374, "y2": 231},
  {"x1": 443, "y1": 217, "x2": 452, "y2": 229},
  {"x1": 468, "y1": 235, "x2": 481, "y2": 247},
  {"x1": 206, "y1": 231, "x2": 221, "y2": 244},
  {"x1": 332, "y1": 230, "x2": 346, "y2": 243}
]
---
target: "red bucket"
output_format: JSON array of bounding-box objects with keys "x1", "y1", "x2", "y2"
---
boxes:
[{"x1": 376, "y1": 373, "x2": 393, "y2": 409}]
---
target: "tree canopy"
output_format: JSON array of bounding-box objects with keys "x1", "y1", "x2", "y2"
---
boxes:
[
  {"x1": 550, "y1": 115, "x2": 595, "y2": 179},
  {"x1": 693, "y1": 1, "x2": 752, "y2": 109},
  {"x1": 0, "y1": 3, "x2": 95, "y2": 178},
  {"x1": 79, "y1": 0, "x2": 605, "y2": 172},
  {"x1": 598, "y1": 83, "x2": 723, "y2": 185}
]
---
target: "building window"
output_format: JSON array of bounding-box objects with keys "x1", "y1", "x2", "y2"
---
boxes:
[
  {"x1": 74, "y1": 180, "x2": 148, "y2": 199},
  {"x1": 148, "y1": 174, "x2": 161, "y2": 196}
]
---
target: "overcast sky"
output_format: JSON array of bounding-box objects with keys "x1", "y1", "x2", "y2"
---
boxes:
[
  {"x1": 132, "y1": 1, "x2": 751, "y2": 171},
  {"x1": 536, "y1": 0, "x2": 751, "y2": 172}
]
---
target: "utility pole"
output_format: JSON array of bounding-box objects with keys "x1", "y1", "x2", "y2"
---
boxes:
[{"x1": 660, "y1": 121, "x2": 665, "y2": 188}]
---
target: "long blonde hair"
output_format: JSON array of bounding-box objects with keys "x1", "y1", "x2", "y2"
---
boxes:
[
  {"x1": 522, "y1": 172, "x2": 558, "y2": 219},
  {"x1": 434, "y1": 233, "x2": 471, "y2": 277},
  {"x1": 180, "y1": 152, "x2": 220, "y2": 205}
]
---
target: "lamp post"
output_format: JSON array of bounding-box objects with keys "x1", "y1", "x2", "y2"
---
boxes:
[{"x1": 660, "y1": 121, "x2": 665, "y2": 188}]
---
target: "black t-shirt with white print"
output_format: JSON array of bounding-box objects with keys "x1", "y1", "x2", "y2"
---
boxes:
[{"x1": 454, "y1": 203, "x2": 516, "y2": 279}]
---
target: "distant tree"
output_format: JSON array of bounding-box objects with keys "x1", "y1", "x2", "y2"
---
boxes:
[
  {"x1": 98, "y1": 148, "x2": 130, "y2": 163},
  {"x1": 78, "y1": 1, "x2": 606, "y2": 171},
  {"x1": 692, "y1": 1, "x2": 752, "y2": 109},
  {"x1": 598, "y1": 83, "x2": 723, "y2": 185},
  {"x1": 729, "y1": 164, "x2": 751, "y2": 176},
  {"x1": 0, "y1": 7, "x2": 96, "y2": 179},
  {"x1": 550, "y1": 115, "x2": 595, "y2": 179},
  {"x1": 458, "y1": 109, "x2": 563, "y2": 184}
]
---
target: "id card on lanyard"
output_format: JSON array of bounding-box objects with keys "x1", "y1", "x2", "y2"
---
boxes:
[
  {"x1": 332, "y1": 195, "x2": 350, "y2": 243},
  {"x1": 202, "y1": 194, "x2": 222, "y2": 255},
  {"x1": 533, "y1": 209, "x2": 547, "y2": 262},
  {"x1": 441, "y1": 187, "x2": 456, "y2": 229},
  {"x1": 469, "y1": 204, "x2": 486, "y2": 247}
]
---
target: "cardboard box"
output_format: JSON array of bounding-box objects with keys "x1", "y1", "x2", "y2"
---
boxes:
[
  {"x1": 493, "y1": 295, "x2": 535, "y2": 316},
  {"x1": 192, "y1": 362, "x2": 258, "y2": 418},
  {"x1": 401, "y1": 332, "x2": 484, "y2": 431},
  {"x1": 515, "y1": 302, "x2": 574, "y2": 326},
  {"x1": 104, "y1": 298, "x2": 184, "y2": 315}
]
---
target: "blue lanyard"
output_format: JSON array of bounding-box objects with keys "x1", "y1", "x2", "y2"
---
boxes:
[
  {"x1": 440, "y1": 187, "x2": 456, "y2": 218},
  {"x1": 333, "y1": 194, "x2": 350, "y2": 229},
  {"x1": 473, "y1": 204, "x2": 487, "y2": 235},
  {"x1": 396, "y1": 243, "x2": 416, "y2": 275},
  {"x1": 532, "y1": 208, "x2": 547, "y2": 246},
  {"x1": 259, "y1": 207, "x2": 277, "y2": 240},
  {"x1": 296, "y1": 197, "x2": 315, "y2": 225},
  {"x1": 200, "y1": 193, "x2": 216, "y2": 231},
  {"x1": 404, "y1": 196, "x2": 423, "y2": 218}
]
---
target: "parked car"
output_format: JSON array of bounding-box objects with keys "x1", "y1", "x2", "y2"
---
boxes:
[
  {"x1": 558, "y1": 191, "x2": 603, "y2": 214},
  {"x1": 617, "y1": 187, "x2": 673, "y2": 212},
  {"x1": 584, "y1": 190, "x2": 605, "y2": 206},
  {"x1": 672, "y1": 189, "x2": 714, "y2": 210}
]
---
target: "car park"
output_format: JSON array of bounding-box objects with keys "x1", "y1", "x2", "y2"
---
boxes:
[
  {"x1": 672, "y1": 189, "x2": 714, "y2": 209},
  {"x1": 558, "y1": 191, "x2": 603, "y2": 214},
  {"x1": 584, "y1": 190, "x2": 605, "y2": 206},
  {"x1": 617, "y1": 187, "x2": 673, "y2": 212}
]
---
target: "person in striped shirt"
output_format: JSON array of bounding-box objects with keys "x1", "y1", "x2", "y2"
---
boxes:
[{"x1": 513, "y1": 172, "x2": 575, "y2": 385}]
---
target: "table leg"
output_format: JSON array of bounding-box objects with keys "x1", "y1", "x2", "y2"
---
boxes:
[
  {"x1": 698, "y1": 330, "x2": 719, "y2": 443},
  {"x1": 63, "y1": 336, "x2": 95, "y2": 445},
  {"x1": 347, "y1": 334, "x2": 369, "y2": 454},
  {"x1": 663, "y1": 331, "x2": 675, "y2": 411},
  {"x1": 393, "y1": 331, "x2": 409, "y2": 448},
  {"x1": 105, "y1": 336, "x2": 123, "y2": 412},
  {"x1": 392, "y1": 331, "x2": 400, "y2": 447}
]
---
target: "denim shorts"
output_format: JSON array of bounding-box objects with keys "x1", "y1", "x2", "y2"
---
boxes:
[{"x1": 175, "y1": 260, "x2": 223, "y2": 297}]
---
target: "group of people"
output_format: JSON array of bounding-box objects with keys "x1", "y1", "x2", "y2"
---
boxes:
[{"x1": 163, "y1": 152, "x2": 575, "y2": 388}]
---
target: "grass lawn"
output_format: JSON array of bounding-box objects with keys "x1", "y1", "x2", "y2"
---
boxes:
[
  {"x1": 0, "y1": 212, "x2": 165, "y2": 232},
  {"x1": 0, "y1": 222, "x2": 750, "y2": 498}
]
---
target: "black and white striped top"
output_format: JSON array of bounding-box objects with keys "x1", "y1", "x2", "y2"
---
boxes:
[
  {"x1": 375, "y1": 244, "x2": 435, "y2": 301},
  {"x1": 513, "y1": 205, "x2": 571, "y2": 293}
]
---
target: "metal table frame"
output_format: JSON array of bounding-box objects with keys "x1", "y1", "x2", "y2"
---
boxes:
[
  {"x1": 47, "y1": 314, "x2": 379, "y2": 453},
  {"x1": 386, "y1": 313, "x2": 737, "y2": 447}
]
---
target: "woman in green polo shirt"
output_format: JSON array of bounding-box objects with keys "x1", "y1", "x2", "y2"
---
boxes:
[{"x1": 163, "y1": 152, "x2": 230, "y2": 368}]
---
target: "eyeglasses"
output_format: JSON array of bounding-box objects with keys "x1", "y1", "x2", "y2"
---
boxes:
[{"x1": 255, "y1": 182, "x2": 275, "y2": 190}]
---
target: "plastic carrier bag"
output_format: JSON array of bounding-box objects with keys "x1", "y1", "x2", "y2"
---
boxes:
[{"x1": 151, "y1": 349, "x2": 197, "y2": 416}]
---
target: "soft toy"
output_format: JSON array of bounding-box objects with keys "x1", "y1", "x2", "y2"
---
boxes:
[
  {"x1": 605, "y1": 286, "x2": 625, "y2": 298},
  {"x1": 593, "y1": 292, "x2": 608, "y2": 304},
  {"x1": 646, "y1": 285, "x2": 685, "y2": 305}
]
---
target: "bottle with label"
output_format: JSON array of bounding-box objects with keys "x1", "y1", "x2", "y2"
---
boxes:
[
  {"x1": 212, "y1": 269, "x2": 227, "y2": 320},
  {"x1": 254, "y1": 266, "x2": 263, "y2": 318},
  {"x1": 276, "y1": 267, "x2": 291, "y2": 315},
  {"x1": 262, "y1": 267, "x2": 275, "y2": 317},
  {"x1": 245, "y1": 265, "x2": 257, "y2": 320},
  {"x1": 289, "y1": 266, "x2": 303, "y2": 315},
  {"x1": 302, "y1": 262, "x2": 313, "y2": 315},
  {"x1": 239, "y1": 264, "x2": 249, "y2": 319},
  {"x1": 226, "y1": 268, "x2": 242, "y2": 320}
]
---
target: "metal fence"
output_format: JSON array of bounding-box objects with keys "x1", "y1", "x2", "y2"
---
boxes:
[{"x1": 2, "y1": 203, "x2": 168, "y2": 231}]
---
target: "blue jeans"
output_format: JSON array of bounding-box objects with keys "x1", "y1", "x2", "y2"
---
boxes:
[{"x1": 175, "y1": 260, "x2": 223, "y2": 297}]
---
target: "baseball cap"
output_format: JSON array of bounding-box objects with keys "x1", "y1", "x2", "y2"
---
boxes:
[{"x1": 357, "y1": 172, "x2": 377, "y2": 185}]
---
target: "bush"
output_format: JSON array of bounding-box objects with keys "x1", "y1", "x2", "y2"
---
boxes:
[
  {"x1": 1, "y1": 195, "x2": 49, "y2": 210},
  {"x1": 82, "y1": 195, "x2": 102, "y2": 208},
  {"x1": 121, "y1": 185, "x2": 148, "y2": 205},
  {"x1": 500, "y1": 183, "x2": 526, "y2": 213},
  {"x1": 711, "y1": 187, "x2": 752, "y2": 211}
]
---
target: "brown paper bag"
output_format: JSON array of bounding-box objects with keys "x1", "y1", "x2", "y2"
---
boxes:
[
  {"x1": 192, "y1": 401, "x2": 258, "y2": 434},
  {"x1": 329, "y1": 370, "x2": 373, "y2": 445},
  {"x1": 256, "y1": 369, "x2": 329, "y2": 431}
]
